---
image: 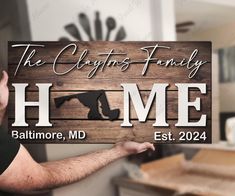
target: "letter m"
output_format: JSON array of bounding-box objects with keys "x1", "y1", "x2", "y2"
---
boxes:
[{"x1": 121, "y1": 83, "x2": 169, "y2": 127}]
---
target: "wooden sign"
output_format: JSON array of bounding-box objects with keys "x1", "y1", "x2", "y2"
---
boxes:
[{"x1": 8, "y1": 41, "x2": 211, "y2": 143}]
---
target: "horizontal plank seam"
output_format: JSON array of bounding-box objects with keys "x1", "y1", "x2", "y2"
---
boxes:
[
  {"x1": 9, "y1": 89, "x2": 212, "y2": 92},
  {"x1": 8, "y1": 118, "x2": 212, "y2": 121}
]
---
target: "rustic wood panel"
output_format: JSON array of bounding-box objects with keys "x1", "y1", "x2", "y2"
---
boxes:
[
  {"x1": 8, "y1": 41, "x2": 211, "y2": 64},
  {"x1": 9, "y1": 91, "x2": 211, "y2": 119},
  {"x1": 9, "y1": 62, "x2": 211, "y2": 91},
  {"x1": 8, "y1": 120, "x2": 211, "y2": 143},
  {"x1": 8, "y1": 41, "x2": 211, "y2": 143}
]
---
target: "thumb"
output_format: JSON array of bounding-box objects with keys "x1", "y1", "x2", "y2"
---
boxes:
[
  {"x1": 138, "y1": 142, "x2": 155, "y2": 153},
  {"x1": 0, "y1": 71, "x2": 8, "y2": 86}
]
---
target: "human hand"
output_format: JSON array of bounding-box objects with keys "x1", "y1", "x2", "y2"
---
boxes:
[
  {"x1": 114, "y1": 141, "x2": 155, "y2": 156},
  {"x1": 0, "y1": 71, "x2": 9, "y2": 112}
]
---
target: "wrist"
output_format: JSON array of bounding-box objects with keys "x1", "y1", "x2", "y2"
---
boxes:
[{"x1": 111, "y1": 145, "x2": 130, "y2": 158}]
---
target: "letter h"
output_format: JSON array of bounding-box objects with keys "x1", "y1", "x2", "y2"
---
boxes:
[{"x1": 12, "y1": 83, "x2": 52, "y2": 127}]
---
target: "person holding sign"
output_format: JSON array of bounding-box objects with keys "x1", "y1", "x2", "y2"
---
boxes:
[{"x1": 0, "y1": 71, "x2": 155, "y2": 195}]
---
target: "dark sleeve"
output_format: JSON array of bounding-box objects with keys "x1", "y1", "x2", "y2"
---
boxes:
[{"x1": 0, "y1": 127, "x2": 20, "y2": 175}]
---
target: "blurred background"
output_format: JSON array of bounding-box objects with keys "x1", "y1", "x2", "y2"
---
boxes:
[{"x1": 1, "y1": 0, "x2": 235, "y2": 195}]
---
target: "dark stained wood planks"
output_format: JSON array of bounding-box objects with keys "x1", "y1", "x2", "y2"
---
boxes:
[
  {"x1": 8, "y1": 62, "x2": 211, "y2": 91},
  {"x1": 9, "y1": 91, "x2": 211, "y2": 119},
  {"x1": 9, "y1": 120, "x2": 211, "y2": 144},
  {"x1": 8, "y1": 41, "x2": 212, "y2": 143},
  {"x1": 8, "y1": 41, "x2": 211, "y2": 64}
]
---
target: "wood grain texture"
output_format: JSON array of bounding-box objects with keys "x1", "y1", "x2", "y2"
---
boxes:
[
  {"x1": 9, "y1": 120, "x2": 211, "y2": 143},
  {"x1": 8, "y1": 41, "x2": 211, "y2": 64},
  {"x1": 8, "y1": 41, "x2": 211, "y2": 143},
  {"x1": 9, "y1": 91, "x2": 211, "y2": 119},
  {"x1": 9, "y1": 62, "x2": 211, "y2": 91}
]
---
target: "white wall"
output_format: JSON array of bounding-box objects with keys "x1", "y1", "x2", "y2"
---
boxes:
[{"x1": 26, "y1": 0, "x2": 154, "y2": 41}]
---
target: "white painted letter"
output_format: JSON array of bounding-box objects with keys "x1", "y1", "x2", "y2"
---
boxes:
[
  {"x1": 175, "y1": 83, "x2": 206, "y2": 127},
  {"x1": 121, "y1": 83, "x2": 169, "y2": 127},
  {"x1": 12, "y1": 83, "x2": 52, "y2": 127}
]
